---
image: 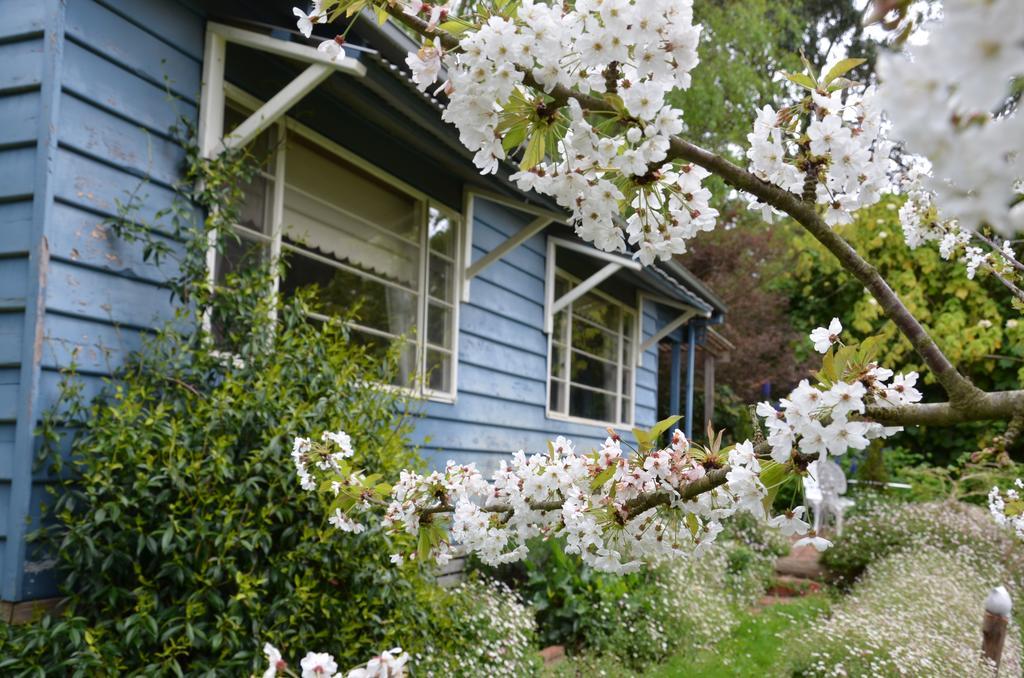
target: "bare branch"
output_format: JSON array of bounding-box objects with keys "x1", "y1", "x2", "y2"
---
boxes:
[{"x1": 867, "y1": 390, "x2": 1024, "y2": 426}]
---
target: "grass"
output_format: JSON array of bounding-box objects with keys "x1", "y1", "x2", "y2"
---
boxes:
[{"x1": 644, "y1": 594, "x2": 831, "y2": 678}]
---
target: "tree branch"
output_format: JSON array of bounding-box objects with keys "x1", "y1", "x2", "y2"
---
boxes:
[
  {"x1": 371, "y1": 6, "x2": 985, "y2": 412},
  {"x1": 867, "y1": 390, "x2": 1024, "y2": 426}
]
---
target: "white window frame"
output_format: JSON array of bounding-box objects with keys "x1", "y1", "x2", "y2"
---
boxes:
[
  {"x1": 210, "y1": 84, "x2": 462, "y2": 402},
  {"x1": 545, "y1": 265, "x2": 640, "y2": 429}
]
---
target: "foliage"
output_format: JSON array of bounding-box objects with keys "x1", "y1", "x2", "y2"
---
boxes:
[
  {"x1": 0, "y1": 130, "x2": 446, "y2": 676},
  {"x1": 413, "y1": 576, "x2": 541, "y2": 677},
  {"x1": 677, "y1": 218, "x2": 810, "y2": 403},
  {"x1": 483, "y1": 515, "x2": 783, "y2": 672},
  {"x1": 775, "y1": 194, "x2": 1023, "y2": 464},
  {"x1": 821, "y1": 499, "x2": 1024, "y2": 590},
  {"x1": 790, "y1": 545, "x2": 1022, "y2": 676}
]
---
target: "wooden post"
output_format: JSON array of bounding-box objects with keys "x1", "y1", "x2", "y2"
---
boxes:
[
  {"x1": 983, "y1": 586, "x2": 1012, "y2": 673},
  {"x1": 703, "y1": 351, "x2": 715, "y2": 429}
]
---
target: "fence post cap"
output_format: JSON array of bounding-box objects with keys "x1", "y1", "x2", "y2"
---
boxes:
[{"x1": 985, "y1": 585, "x2": 1013, "y2": 616}]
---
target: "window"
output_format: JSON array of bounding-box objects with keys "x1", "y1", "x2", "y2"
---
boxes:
[
  {"x1": 215, "y1": 100, "x2": 460, "y2": 399},
  {"x1": 548, "y1": 270, "x2": 637, "y2": 426}
]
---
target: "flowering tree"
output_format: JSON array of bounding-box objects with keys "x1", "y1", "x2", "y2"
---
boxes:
[{"x1": 275, "y1": 0, "x2": 1021, "y2": 672}]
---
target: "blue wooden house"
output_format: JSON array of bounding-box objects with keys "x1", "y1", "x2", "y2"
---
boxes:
[{"x1": 0, "y1": 0, "x2": 729, "y2": 611}]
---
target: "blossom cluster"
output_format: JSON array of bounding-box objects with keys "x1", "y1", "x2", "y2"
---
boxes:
[
  {"x1": 303, "y1": 0, "x2": 716, "y2": 264},
  {"x1": 382, "y1": 430, "x2": 766, "y2": 573},
  {"x1": 290, "y1": 324, "x2": 916, "y2": 573},
  {"x1": 746, "y1": 84, "x2": 893, "y2": 226},
  {"x1": 756, "y1": 318, "x2": 920, "y2": 465},
  {"x1": 878, "y1": 0, "x2": 1023, "y2": 239},
  {"x1": 989, "y1": 478, "x2": 1024, "y2": 541},
  {"x1": 262, "y1": 643, "x2": 409, "y2": 678}
]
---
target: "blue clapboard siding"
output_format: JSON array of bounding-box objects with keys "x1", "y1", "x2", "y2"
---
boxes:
[
  {"x1": 0, "y1": 8, "x2": 48, "y2": 603},
  {"x1": 0, "y1": 0, "x2": 203, "y2": 603},
  {"x1": 414, "y1": 198, "x2": 662, "y2": 475},
  {"x1": 0, "y1": 202, "x2": 35, "y2": 257}
]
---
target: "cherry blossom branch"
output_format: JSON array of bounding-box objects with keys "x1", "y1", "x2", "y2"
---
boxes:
[{"x1": 374, "y1": 4, "x2": 1024, "y2": 426}]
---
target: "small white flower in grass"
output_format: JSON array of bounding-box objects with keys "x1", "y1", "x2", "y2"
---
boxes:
[
  {"x1": 300, "y1": 651, "x2": 338, "y2": 678},
  {"x1": 794, "y1": 530, "x2": 833, "y2": 552},
  {"x1": 809, "y1": 317, "x2": 842, "y2": 354},
  {"x1": 293, "y1": 4, "x2": 326, "y2": 39},
  {"x1": 768, "y1": 506, "x2": 810, "y2": 536},
  {"x1": 263, "y1": 643, "x2": 288, "y2": 678}
]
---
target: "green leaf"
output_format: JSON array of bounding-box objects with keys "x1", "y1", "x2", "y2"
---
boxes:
[
  {"x1": 822, "y1": 58, "x2": 866, "y2": 86},
  {"x1": 827, "y1": 77, "x2": 859, "y2": 92},
  {"x1": 591, "y1": 465, "x2": 616, "y2": 491},
  {"x1": 632, "y1": 427, "x2": 654, "y2": 452},
  {"x1": 438, "y1": 20, "x2": 471, "y2": 36},
  {"x1": 649, "y1": 415, "x2": 682, "y2": 441},
  {"x1": 502, "y1": 124, "x2": 528, "y2": 152},
  {"x1": 521, "y1": 128, "x2": 546, "y2": 169},
  {"x1": 417, "y1": 527, "x2": 431, "y2": 562},
  {"x1": 685, "y1": 512, "x2": 699, "y2": 537},
  {"x1": 783, "y1": 72, "x2": 817, "y2": 90},
  {"x1": 759, "y1": 461, "x2": 788, "y2": 512}
]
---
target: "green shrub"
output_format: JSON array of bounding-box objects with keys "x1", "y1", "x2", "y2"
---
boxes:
[
  {"x1": 822, "y1": 500, "x2": 1024, "y2": 589},
  {"x1": 790, "y1": 545, "x2": 1023, "y2": 676},
  {"x1": 482, "y1": 513, "x2": 782, "y2": 672},
  {"x1": 0, "y1": 131, "x2": 493, "y2": 676},
  {"x1": 0, "y1": 279, "x2": 449, "y2": 675}
]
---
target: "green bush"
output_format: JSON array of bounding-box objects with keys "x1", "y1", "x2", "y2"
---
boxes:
[
  {"x1": 483, "y1": 514, "x2": 783, "y2": 672},
  {"x1": 0, "y1": 132, "x2": 519, "y2": 676},
  {"x1": 0, "y1": 278, "x2": 450, "y2": 674},
  {"x1": 822, "y1": 499, "x2": 1024, "y2": 590}
]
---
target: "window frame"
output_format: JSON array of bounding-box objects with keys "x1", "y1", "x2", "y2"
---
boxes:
[
  {"x1": 545, "y1": 266, "x2": 639, "y2": 429},
  {"x1": 212, "y1": 84, "x2": 462, "y2": 402}
]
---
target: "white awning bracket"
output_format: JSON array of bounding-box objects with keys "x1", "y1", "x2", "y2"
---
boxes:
[
  {"x1": 637, "y1": 309, "x2": 696, "y2": 365},
  {"x1": 199, "y1": 22, "x2": 366, "y2": 160},
  {"x1": 551, "y1": 262, "x2": 622, "y2": 315}
]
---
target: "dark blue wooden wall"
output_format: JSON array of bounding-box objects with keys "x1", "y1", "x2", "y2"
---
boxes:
[{"x1": 0, "y1": 0, "x2": 205, "y2": 602}]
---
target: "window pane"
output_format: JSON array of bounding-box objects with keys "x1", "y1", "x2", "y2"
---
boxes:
[
  {"x1": 225, "y1": 105, "x2": 276, "y2": 171},
  {"x1": 573, "y1": 293, "x2": 620, "y2": 330},
  {"x1": 351, "y1": 329, "x2": 417, "y2": 388},
  {"x1": 428, "y1": 254, "x2": 453, "y2": 302},
  {"x1": 238, "y1": 175, "x2": 272, "y2": 234},
  {"x1": 429, "y1": 206, "x2": 455, "y2": 256},
  {"x1": 284, "y1": 136, "x2": 421, "y2": 288},
  {"x1": 570, "y1": 350, "x2": 618, "y2": 392},
  {"x1": 550, "y1": 378, "x2": 567, "y2": 414},
  {"x1": 620, "y1": 397, "x2": 632, "y2": 423},
  {"x1": 426, "y1": 348, "x2": 452, "y2": 392},
  {"x1": 569, "y1": 386, "x2": 617, "y2": 423},
  {"x1": 571, "y1": 318, "x2": 618, "y2": 362},
  {"x1": 217, "y1": 230, "x2": 268, "y2": 280},
  {"x1": 551, "y1": 343, "x2": 568, "y2": 380},
  {"x1": 427, "y1": 301, "x2": 452, "y2": 349},
  {"x1": 621, "y1": 367, "x2": 632, "y2": 395},
  {"x1": 555, "y1": 274, "x2": 570, "y2": 298},
  {"x1": 281, "y1": 249, "x2": 418, "y2": 339},
  {"x1": 553, "y1": 309, "x2": 569, "y2": 343}
]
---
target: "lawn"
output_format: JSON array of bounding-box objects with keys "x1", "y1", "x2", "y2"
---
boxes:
[{"x1": 646, "y1": 595, "x2": 831, "y2": 677}]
